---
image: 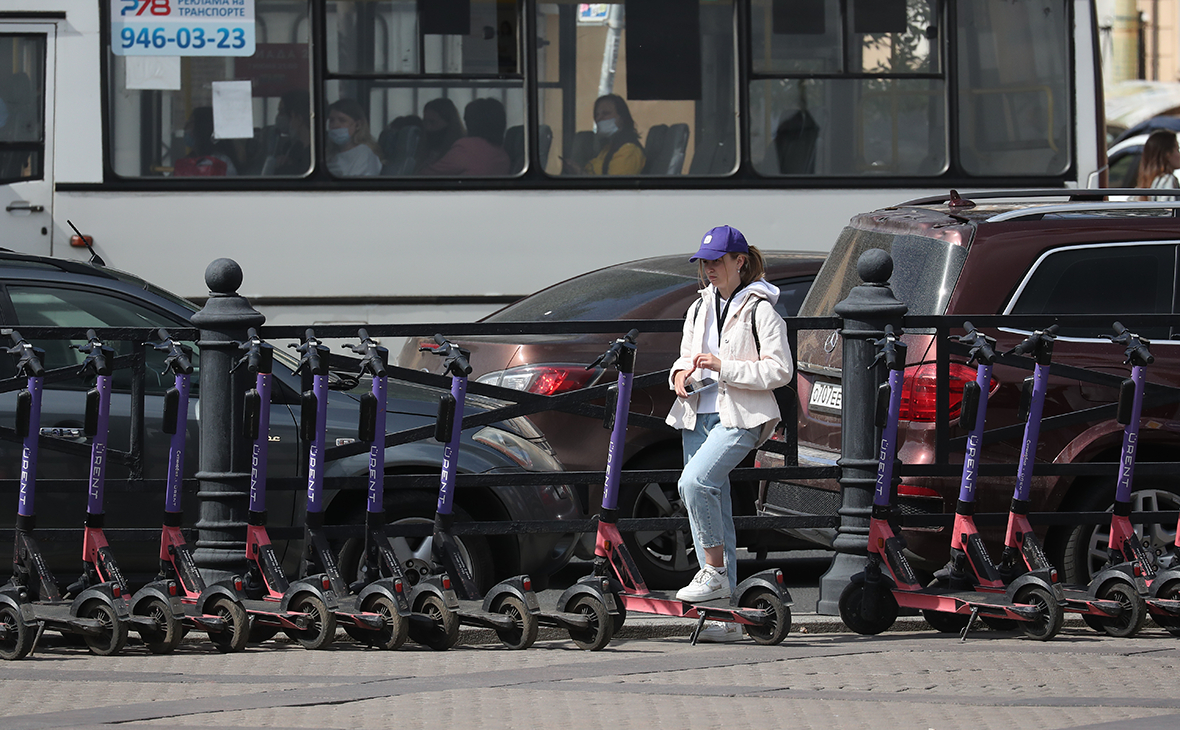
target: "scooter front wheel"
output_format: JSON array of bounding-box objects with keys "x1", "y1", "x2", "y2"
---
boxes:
[
  {"x1": 1096, "y1": 581, "x2": 1147, "y2": 638},
  {"x1": 0, "y1": 603, "x2": 35, "y2": 661},
  {"x1": 739, "y1": 587, "x2": 791, "y2": 645},
  {"x1": 287, "y1": 593, "x2": 336, "y2": 650},
  {"x1": 490, "y1": 594, "x2": 538, "y2": 650},
  {"x1": 1013, "y1": 585, "x2": 1063, "y2": 641},
  {"x1": 206, "y1": 596, "x2": 249, "y2": 653},
  {"x1": 137, "y1": 596, "x2": 182, "y2": 655},
  {"x1": 358, "y1": 594, "x2": 409, "y2": 651},
  {"x1": 838, "y1": 581, "x2": 897, "y2": 636},
  {"x1": 80, "y1": 599, "x2": 128, "y2": 656},
  {"x1": 567, "y1": 594, "x2": 613, "y2": 651},
  {"x1": 409, "y1": 593, "x2": 460, "y2": 651}
]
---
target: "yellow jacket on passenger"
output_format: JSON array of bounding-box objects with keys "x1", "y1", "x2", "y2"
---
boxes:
[{"x1": 585, "y1": 142, "x2": 646, "y2": 175}]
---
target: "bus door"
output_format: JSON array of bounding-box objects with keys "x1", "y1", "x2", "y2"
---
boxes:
[{"x1": 0, "y1": 25, "x2": 53, "y2": 256}]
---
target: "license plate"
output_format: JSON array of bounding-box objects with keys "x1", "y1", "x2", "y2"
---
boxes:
[{"x1": 809, "y1": 381, "x2": 842, "y2": 414}]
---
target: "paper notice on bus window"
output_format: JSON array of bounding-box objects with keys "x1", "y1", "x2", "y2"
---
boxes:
[
  {"x1": 125, "y1": 56, "x2": 181, "y2": 90},
  {"x1": 212, "y1": 80, "x2": 254, "y2": 139}
]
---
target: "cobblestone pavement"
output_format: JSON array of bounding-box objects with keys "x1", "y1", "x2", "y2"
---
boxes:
[{"x1": 3, "y1": 620, "x2": 1179, "y2": 730}]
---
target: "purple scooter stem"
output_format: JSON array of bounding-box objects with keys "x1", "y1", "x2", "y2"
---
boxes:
[
  {"x1": 872, "y1": 367, "x2": 905, "y2": 510},
  {"x1": 249, "y1": 367, "x2": 271, "y2": 514},
  {"x1": 17, "y1": 376, "x2": 41, "y2": 519},
  {"x1": 164, "y1": 374, "x2": 189, "y2": 514},
  {"x1": 439, "y1": 374, "x2": 466, "y2": 516}
]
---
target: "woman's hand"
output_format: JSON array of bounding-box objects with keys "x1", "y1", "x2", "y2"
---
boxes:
[
  {"x1": 692, "y1": 353, "x2": 721, "y2": 373},
  {"x1": 673, "y1": 368, "x2": 694, "y2": 398}
]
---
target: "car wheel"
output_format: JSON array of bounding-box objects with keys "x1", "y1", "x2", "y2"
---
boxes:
[
  {"x1": 617, "y1": 451, "x2": 699, "y2": 590},
  {"x1": 1059, "y1": 478, "x2": 1180, "y2": 584},
  {"x1": 336, "y1": 490, "x2": 495, "y2": 595}
]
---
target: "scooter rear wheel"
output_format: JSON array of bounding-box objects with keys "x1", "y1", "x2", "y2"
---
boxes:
[
  {"x1": 839, "y1": 582, "x2": 897, "y2": 635},
  {"x1": 409, "y1": 593, "x2": 460, "y2": 650},
  {"x1": 80, "y1": 599, "x2": 128, "y2": 656},
  {"x1": 567, "y1": 594, "x2": 613, "y2": 651},
  {"x1": 356, "y1": 594, "x2": 409, "y2": 650},
  {"x1": 1096, "y1": 581, "x2": 1147, "y2": 638},
  {"x1": 287, "y1": 593, "x2": 336, "y2": 650},
  {"x1": 739, "y1": 587, "x2": 791, "y2": 645},
  {"x1": 1013, "y1": 585, "x2": 1063, "y2": 641},
  {"x1": 206, "y1": 596, "x2": 249, "y2": 653},
  {"x1": 490, "y1": 594, "x2": 538, "y2": 650},
  {"x1": 0, "y1": 603, "x2": 34, "y2": 660},
  {"x1": 137, "y1": 597, "x2": 182, "y2": 655}
]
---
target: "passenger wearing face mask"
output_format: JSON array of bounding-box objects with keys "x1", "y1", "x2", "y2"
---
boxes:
[
  {"x1": 326, "y1": 98, "x2": 382, "y2": 177},
  {"x1": 564, "y1": 94, "x2": 645, "y2": 176}
]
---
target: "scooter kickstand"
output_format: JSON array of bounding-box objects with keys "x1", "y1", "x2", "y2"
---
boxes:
[
  {"x1": 959, "y1": 607, "x2": 980, "y2": 642},
  {"x1": 690, "y1": 613, "x2": 708, "y2": 645}
]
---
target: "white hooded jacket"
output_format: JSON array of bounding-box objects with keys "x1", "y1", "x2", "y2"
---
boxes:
[{"x1": 665, "y1": 278, "x2": 794, "y2": 446}]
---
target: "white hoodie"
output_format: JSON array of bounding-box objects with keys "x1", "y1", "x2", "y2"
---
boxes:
[{"x1": 665, "y1": 278, "x2": 794, "y2": 446}]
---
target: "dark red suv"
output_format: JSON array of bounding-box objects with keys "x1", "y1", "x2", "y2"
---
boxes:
[{"x1": 758, "y1": 191, "x2": 1180, "y2": 585}]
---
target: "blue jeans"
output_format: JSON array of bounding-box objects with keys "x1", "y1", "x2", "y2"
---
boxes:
[{"x1": 679, "y1": 413, "x2": 759, "y2": 593}]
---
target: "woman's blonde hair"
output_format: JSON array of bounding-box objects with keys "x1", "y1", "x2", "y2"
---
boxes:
[{"x1": 697, "y1": 245, "x2": 766, "y2": 288}]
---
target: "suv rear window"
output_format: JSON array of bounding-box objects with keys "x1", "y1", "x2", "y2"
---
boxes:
[{"x1": 799, "y1": 226, "x2": 969, "y2": 317}]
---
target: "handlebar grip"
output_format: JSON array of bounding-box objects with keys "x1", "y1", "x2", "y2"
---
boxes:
[
  {"x1": 358, "y1": 327, "x2": 371, "y2": 342},
  {"x1": 9, "y1": 329, "x2": 23, "y2": 346},
  {"x1": 1112, "y1": 321, "x2": 1127, "y2": 337}
]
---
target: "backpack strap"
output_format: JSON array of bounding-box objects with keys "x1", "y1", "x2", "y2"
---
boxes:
[{"x1": 751, "y1": 298, "x2": 762, "y2": 354}]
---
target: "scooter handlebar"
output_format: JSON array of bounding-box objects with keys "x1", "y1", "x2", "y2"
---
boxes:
[
  {"x1": 1106, "y1": 321, "x2": 1154, "y2": 366},
  {"x1": 344, "y1": 328, "x2": 388, "y2": 378},
  {"x1": 870, "y1": 324, "x2": 905, "y2": 371},
  {"x1": 290, "y1": 328, "x2": 329, "y2": 376},
  {"x1": 7, "y1": 330, "x2": 45, "y2": 378},
  {"x1": 233, "y1": 328, "x2": 274, "y2": 375},
  {"x1": 953, "y1": 321, "x2": 997, "y2": 366},
  {"x1": 1004, "y1": 324, "x2": 1059, "y2": 363},
  {"x1": 73, "y1": 329, "x2": 114, "y2": 378},
  {"x1": 588, "y1": 329, "x2": 640, "y2": 371},
  {"x1": 421, "y1": 334, "x2": 472, "y2": 377},
  {"x1": 147, "y1": 327, "x2": 194, "y2": 376}
]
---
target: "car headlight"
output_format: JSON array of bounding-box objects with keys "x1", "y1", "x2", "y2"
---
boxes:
[{"x1": 473, "y1": 426, "x2": 559, "y2": 470}]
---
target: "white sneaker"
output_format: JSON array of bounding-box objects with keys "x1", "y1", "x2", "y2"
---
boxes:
[
  {"x1": 697, "y1": 620, "x2": 744, "y2": 643},
  {"x1": 675, "y1": 565, "x2": 731, "y2": 602}
]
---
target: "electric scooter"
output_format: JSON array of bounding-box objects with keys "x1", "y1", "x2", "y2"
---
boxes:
[
  {"x1": 1, "y1": 331, "x2": 129, "y2": 658},
  {"x1": 423, "y1": 335, "x2": 602, "y2": 649},
  {"x1": 995, "y1": 325, "x2": 1144, "y2": 637},
  {"x1": 342, "y1": 329, "x2": 458, "y2": 650},
  {"x1": 579, "y1": 330, "x2": 791, "y2": 648},
  {"x1": 839, "y1": 325, "x2": 1064, "y2": 641},
  {"x1": 66, "y1": 330, "x2": 186, "y2": 652},
  {"x1": 236, "y1": 328, "x2": 340, "y2": 649},
  {"x1": 288, "y1": 329, "x2": 419, "y2": 648},
  {"x1": 130, "y1": 328, "x2": 250, "y2": 653}
]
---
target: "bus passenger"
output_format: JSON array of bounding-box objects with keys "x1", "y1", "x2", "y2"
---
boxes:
[
  {"x1": 1137, "y1": 129, "x2": 1180, "y2": 201},
  {"x1": 270, "y1": 90, "x2": 311, "y2": 176},
  {"x1": 326, "y1": 98, "x2": 382, "y2": 177},
  {"x1": 564, "y1": 94, "x2": 645, "y2": 176},
  {"x1": 415, "y1": 98, "x2": 465, "y2": 174},
  {"x1": 421, "y1": 98, "x2": 510, "y2": 176},
  {"x1": 174, "y1": 107, "x2": 239, "y2": 177}
]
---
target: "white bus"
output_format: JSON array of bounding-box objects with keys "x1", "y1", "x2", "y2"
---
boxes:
[{"x1": 0, "y1": 0, "x2": 1104, "y2": 324}]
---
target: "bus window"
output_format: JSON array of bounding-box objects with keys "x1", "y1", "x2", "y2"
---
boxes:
[
  {"x1": 536, "y1": 1, "x2": 736, "y2": 178},
  {"x1": 956, "y1": 1, "x2": 1071, "y2": 177},
  {"x1": 749, "y1": 0, "x2": 946, "y2": 177},
  {"x1": 328, "y1": 1, "x2": 525, "y2": 178},
  {"x1": 107, "y1": 0, "x2": 312, "y2": 179},
  {"x1": 0, "y1": 35, "x2": 45, "y2": 184}
]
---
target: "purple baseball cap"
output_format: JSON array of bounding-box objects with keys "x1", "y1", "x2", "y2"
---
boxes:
[{"x1": 690, "y1": 225, "x2": 749, "y2": 262}]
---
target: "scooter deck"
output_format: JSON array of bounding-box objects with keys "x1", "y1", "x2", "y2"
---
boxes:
[
  {"x1": 1147, "y1": 597, "x2": 1180, "y2": 617},
  {"x1": 1059, "y1": 585, "x2": 1124, "y2": 618},
  {"x1": 618, "y1": 591, "x2": 771, "y2": 626},
  {"x1": 896, "y1": 588, "x2": 1043, "y2": 622},
  {"x1": 28, "y1": 600, "x2": 116, "y2": 636}
]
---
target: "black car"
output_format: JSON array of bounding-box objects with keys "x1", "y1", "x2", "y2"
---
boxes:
[{"x1": 0, "y1": 251, "x2": 580, "y2": 591}]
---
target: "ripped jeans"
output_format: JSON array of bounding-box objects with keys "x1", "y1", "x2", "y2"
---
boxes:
[{"x1": 678, "y1": 413, "x2": 759, "y2": 594}]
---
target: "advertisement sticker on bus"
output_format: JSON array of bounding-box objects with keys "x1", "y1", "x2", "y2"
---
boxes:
[{"x1": 111, "y1": 0, "x2": 256, "y2": 57}]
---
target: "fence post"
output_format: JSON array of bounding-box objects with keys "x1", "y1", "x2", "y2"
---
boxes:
[
  {"x1": 191, "y1": 258, "x2": 265, "y2": 580},
  {"x1": 815, "y1": 249, "x2": 907, "y2": 615}
]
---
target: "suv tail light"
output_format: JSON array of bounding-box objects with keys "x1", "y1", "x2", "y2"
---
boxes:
[
  {"x1": 478, "y1": 365, "x2": 602, "y2": 395},
  {"x1": 899, "y1": 363, "x2": 997, "y2": 422}
]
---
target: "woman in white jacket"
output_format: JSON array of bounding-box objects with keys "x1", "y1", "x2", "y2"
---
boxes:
[{"x1": 667, "y1": 225, "x2": 794, "y2": 641}]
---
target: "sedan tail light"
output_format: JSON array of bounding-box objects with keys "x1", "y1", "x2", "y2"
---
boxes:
[
  {"x1": 899, "y1": 363, "x2": 997, "y2": 422},
  {"x1": 477, "y1": 365, "x2": 602, "y2": 396}
]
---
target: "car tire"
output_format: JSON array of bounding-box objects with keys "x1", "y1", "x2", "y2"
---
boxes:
[
  {"x1": 1058, "y1": 477, "x2": 1180, "y2": 584},
  {"x1": 617, "y1": 450, "x2": 699, "y2": 590},
  {"x1": 336, "y1": 490, "x2": 495, "y2": 595}
]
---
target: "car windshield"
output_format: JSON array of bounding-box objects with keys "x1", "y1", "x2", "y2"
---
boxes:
[
  {"x1": 799, "y1": 226, "x2": 969, "y2": 317},
  {"x1": 485, "y1": 262, "x2": 697, "y2": 322}
]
